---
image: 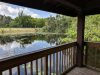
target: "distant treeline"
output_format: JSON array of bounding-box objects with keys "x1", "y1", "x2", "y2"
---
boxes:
[{"x1": 0, "y1": 11, "x2": 46, "y2": 28}]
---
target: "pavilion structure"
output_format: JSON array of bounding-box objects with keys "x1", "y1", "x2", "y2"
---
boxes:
[{"x1": 0, "y1": 0, "x2": 100, "y2": 75}]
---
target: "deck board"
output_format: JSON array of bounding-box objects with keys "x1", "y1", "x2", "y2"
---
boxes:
[{"x1": 66, "y1": 67, "x2": 100, "y2": 75}]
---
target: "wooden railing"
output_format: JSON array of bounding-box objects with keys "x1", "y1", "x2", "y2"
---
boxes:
[
  {"x1": 0, "y1": 42, "x2": 77, "y2": 75},
  {"x1": 84, "y1": 42, "x2": 100, "y2": 71}
]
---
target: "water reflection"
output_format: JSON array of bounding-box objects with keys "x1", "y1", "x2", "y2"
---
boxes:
[{"x1": 0, "y1": 34, "x2": 67, "y2": 59}]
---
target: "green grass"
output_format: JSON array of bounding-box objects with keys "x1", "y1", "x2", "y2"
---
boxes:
[
  {"x1": 0, "y1": 28, "x2": 67, "y2": 37},
  {"x1": 0, "y1": 28, "x2": 40, "y2": 35},
  {"x1": 0, "y1": 28, "x2": 67, "y2": 36}
]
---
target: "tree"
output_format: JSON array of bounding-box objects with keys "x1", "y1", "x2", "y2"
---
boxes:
[
  {"x1": 9, "y1": 11, "x2": 34, "y2": 28},
  {"x1": 0, "y1": 15, "x2": 12, "y2": 27},
  {"x1": 9, "y1": 11, "x2": 46, "y2": 28},
  {"x1": 43, "y1": 14, "x2": 72, "y2": 33}
]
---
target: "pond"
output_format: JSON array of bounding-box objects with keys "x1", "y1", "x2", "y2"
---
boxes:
[
  {"x1": 0, "y1": 34, "x2": 67, "y2": 59},
  {"x1": 0, "y1": 34, "x2": 74, "y2": 75}
]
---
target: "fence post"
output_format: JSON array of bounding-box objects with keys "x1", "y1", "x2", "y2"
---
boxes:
[{"x1": 77, "y1": 13, "x2": 85, "y2": 67}]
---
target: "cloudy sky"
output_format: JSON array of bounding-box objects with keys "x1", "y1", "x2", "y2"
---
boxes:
[{"x1": 0, "y1": 2, "x2": 56, "y2": 18}]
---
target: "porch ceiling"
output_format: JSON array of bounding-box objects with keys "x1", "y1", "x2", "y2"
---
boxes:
[{"x1": 1, "y1": 0, "x2": 100, "y2": 16}]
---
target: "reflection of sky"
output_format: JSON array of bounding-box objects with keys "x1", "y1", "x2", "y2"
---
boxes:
[{"x1": 0, "y1": 40, "x2": 55, "y2": 59}]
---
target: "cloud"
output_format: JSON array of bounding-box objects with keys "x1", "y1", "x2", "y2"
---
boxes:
[{"x1": 0, "y1": 2, "x2": 40, "y2": 18}]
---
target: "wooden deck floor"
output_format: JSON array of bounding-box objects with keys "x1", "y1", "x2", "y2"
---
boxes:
[{"x1": 66, "y1": 67, "x2": 100, "y2": 75}]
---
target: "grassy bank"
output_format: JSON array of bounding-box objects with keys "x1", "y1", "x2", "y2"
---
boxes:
[
  {"x1": 0, "y1": 28, "x2": 67, "y2": 36},
  {"x1": 0, "y1": 28, "x2": 41, "y2": 35}
]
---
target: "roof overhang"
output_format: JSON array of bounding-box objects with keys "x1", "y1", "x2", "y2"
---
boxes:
[{"x1": 1, "y1": 0, "x2": 100, "y2": 17}]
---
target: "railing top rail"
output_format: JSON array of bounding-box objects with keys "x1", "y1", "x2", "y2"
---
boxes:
[
  {"x1": 85, "y1": 41, "x2": 100, "y2": 44},
  {"x1": 84, "y1": 42, "x2": 100, "y2": 48},
  {"x1": 0, "y1": 42, "x2": 77, "y2": 71}
]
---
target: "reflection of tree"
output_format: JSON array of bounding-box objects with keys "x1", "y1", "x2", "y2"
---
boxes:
[
  {"x1": 0, "y1": 36, "x2": 14, "y2": 45},
  {"x1": 0, "y1": 34, "x2": 67, "y2": 46},
  {"x1": 16, "y1": 36, "x2": 33, "y2": 47},
  {"x1": 43, "y1": 34, "x2": 67, "y2": 45},
  {"x1": 16, "y1": 36, "x2": 32, "y2": 44}
]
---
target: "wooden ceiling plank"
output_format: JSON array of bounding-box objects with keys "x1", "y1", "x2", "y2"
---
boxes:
[{"x1": 55, "y1": 0, "x2": 81, "y2": 12}]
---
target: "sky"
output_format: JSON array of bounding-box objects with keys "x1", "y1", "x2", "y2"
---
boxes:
[{"x1": 0, "y1": 2, "x2": 57, "y2": 18}]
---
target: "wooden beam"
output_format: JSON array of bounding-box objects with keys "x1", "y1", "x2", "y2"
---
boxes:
[
  {"x1": 55, "y1": 0, "x2": 81, "y2": 12},
  {"x1": 77, "y1": 13, "x2": 85, "y2": 67}
]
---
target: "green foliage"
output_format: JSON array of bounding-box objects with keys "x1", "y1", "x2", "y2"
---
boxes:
[
  {"x1": 32, "y1": 18, "x2": 46, "y2": 28},
  {"x1": 0, "y1": 11, "x2": 45, "y2": 28},
  {"x1": 85, "y1": 15, "x2": 100, "y2": 42},
  {"x1": 43, "y1": 15, "x2": 71, "y2": 33},
  {"x1": 59, "y1": 15, "x2": 100, "y2": 42},
  {"x1": 0, "y1": 15, "x2": 12, "y2": 27},
  {"x1": 9, "y1": 16, "x2": 34, "y2": 28}
]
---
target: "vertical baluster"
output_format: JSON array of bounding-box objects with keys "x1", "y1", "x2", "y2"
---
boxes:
[
  {"x1": 17, "y1": 66, "x2": 20, "y2": 75},
  {"x1": 68, "y1": 48, "x2": 70, "y2": 67},
  {"x1": 51, "y1": 54, "x2": 54, "y2": 75},
  {"x1": 65, "y1": 49, "x2": 67, "y2": 69},
  {"x1": 95, "y1": 48, "x2": 97, "y2": 68},
  {"x1": 62, "y1": 51, "x2": 63, "y2": 72},
  {"x1": 74, "y1": 46, "x2": 75, "y2": 65},
  {"x1": 68, "y1": 48, "x2": 70, "y2": 68},
  {"x1": 85, "y1": 45, "x2": 88, "y2": 65},
  {"x1": 67, "y1": 49, "x2": 69, "y2": 69},
  {"x1": 73, "y1": 46, "x2": 76, "y2": 65},
  {"x1": 50, "y1": 55, "x2": 51, "y2": 75},
  {"x1": 72, "y1": 47, "x2": 74, "y2": 65},
  {"x1": 30, "y1": 61, "x2": 33, "y2": 75},
  {"x1": 72, "y1": 47, "x2": 74, "y2": 66},
  {"x1": 73, "y1": 46, "x2": 77, "y2": 65},
  {"x1": 73, "y1": 47, "x2": 75, "y2": 65},
  {"x1": 75, "y1": 46, "x2": 77, "y2": 65},
  {"x1": 59, "y1": 51, "x2": 62, "y2": 74},
  {"x1": 9, "y1": 68, "x2": 12, "y2": 75},
  {"x1": 56, "y1": 52, "x2": 58, "y2": 75},
  {"x1": 52, "y1": 54, "x2": 54, "y2": 75},
  {"x1": 74, "y1": 47, "x2": 75, "y2": 65},
  {"x1": 70, "y1": 48, "x2": 72, "y2": 67},
  {"x1": 53, "y1": 54, "x2": 55, "y2": 75},
  {"x1": 25, "y1": 63, "x2": 27, "y2": 75},
  {"x1": 63, "y1": 50, "x2": 65, "y2": 71},
  {"x1": 67, "y1": 48, "x2": 69, "y2": 68},
  {"x1": 71, "y1": 47, "x2": 73, "y2": 66},
  {"x1": 69, "y1": 48, "x2": 71, "y2": 67},
  {"x1": 65, "y1": 49, "x2": 67, "y2": 70},
  {"x1": 44, "y1": 56, "x2": 48, "y2": 75},
  {"x1": 41, "y1": 58, "x2": 43, "y2": 75},
  {"x1": 66, "y1": 49, "x2": 68, "y2": 69},
  {"x1": 58, "y1": 52, "x2": 59, "y2": 75},
  {"x1": 36, "y1": 60, "x2": 38, "y2": 75}
]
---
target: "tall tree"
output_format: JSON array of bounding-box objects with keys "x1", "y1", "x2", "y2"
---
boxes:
[{"x1": 43, "y1": 14, "x2": 72, "y2": 33}]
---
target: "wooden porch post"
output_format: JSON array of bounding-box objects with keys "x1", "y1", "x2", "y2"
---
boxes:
[{"x1": 77, "y1": 13, "x2": 85, "y2": 67}]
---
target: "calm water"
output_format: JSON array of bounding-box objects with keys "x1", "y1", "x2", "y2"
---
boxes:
[{"x1": 0, "y1": 34, "x2": 67, "y2": 59}]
